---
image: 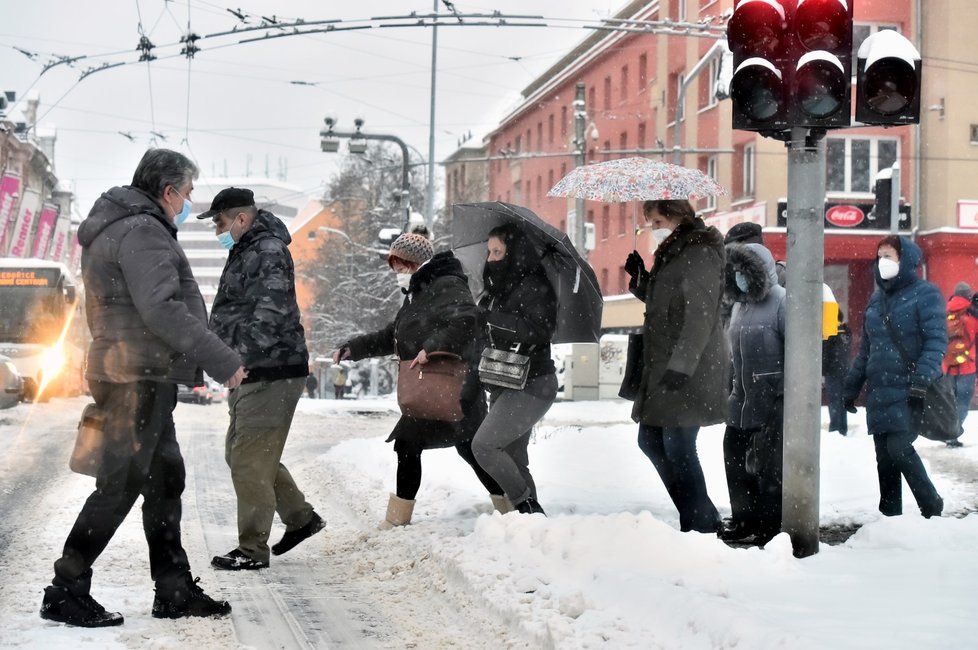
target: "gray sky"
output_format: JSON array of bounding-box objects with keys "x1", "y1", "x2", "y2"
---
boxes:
[{"x1": 0, "y1": 0, "x2": 625, "y2": 215}]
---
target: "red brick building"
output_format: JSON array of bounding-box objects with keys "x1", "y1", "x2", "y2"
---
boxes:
[{"x1": 447, "y1": 0, "x2": 978, "y2": 334}]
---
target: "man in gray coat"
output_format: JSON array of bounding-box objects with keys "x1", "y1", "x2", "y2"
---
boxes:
[
  {"x1": 202, "y1": 188, "x2": 323, "y2": 571},
  {"x1": 40, "y1": 149, "x2": 247, "y2": 628}
]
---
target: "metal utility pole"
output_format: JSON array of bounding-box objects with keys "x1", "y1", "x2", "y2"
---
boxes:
[
  {"x1": 426, "y1": 0, "x2": 438, "y2": 230},
  {"x1": 572, "y1": 81, "x2": 587, "y2": 254},
  {"x1": 782, "y1": 127, "x2": 826, "y2": 558}
]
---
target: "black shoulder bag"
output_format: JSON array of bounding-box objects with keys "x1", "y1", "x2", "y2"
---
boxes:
[{"x1": 879, "y1": 293, "x2": 959, "y2": 442}]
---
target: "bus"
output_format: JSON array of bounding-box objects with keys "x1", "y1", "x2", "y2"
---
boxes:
[{"x1": 0, "y1": 258, "x2": 87, "y2": 401}]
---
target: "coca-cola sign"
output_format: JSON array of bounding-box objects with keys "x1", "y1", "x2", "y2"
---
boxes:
[{"x1": 825, "y1": 205, "x2": 865, "y2": 228}]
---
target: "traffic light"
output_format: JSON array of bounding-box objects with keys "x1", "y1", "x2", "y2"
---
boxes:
[
  {"x1": 855, "y1": 29, "x2": 922, "y2": 126},
  {"x1": 727, "y1": 0, "x2": 853, "y2": 134}
]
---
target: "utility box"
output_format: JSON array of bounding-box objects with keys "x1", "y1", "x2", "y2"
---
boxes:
[
  {"x1": 598, "y1": 335, "x2": 629, "y2": 399},
  {"x1": 562, "y1": 343, "x2": 600, "y2": 401}
]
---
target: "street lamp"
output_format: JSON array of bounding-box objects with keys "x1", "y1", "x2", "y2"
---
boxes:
[{"x1": 319, "y1": 117, "x2": 419, "y2": 232}]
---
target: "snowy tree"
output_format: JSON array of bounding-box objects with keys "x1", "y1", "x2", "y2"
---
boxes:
[{"x1": 304, "y1": 143, "x2": 427, "y2": 353}]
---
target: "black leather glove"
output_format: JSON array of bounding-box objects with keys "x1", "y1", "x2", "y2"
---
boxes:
[
  {"x1": 660, "y1": 369, "x2": 689, "y2": 391},
  {"x1": 908, "y1": 384, "x2": 928, "y2": 409},
  {"x1": 844, "y1": 398, "x2": 857, "y2": 414},
  {"x1": 624, "y1": 251, "x2": 646, "y2": 278}
]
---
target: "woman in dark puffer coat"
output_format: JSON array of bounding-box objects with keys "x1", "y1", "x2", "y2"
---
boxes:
[
  {"x1": 334, "y1": 233, "x2": 504, "y2": 528},
  {"x1": 844, "y1": 235, "x2": 945, "y2": 518}
]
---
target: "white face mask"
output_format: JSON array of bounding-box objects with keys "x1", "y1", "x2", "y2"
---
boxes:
[
  {"x1": 396, "y1": 273, "x2": 412, "y2": 290},
  {"x1": 651, "y1": 228, "x2": 673, "y2": 244},
  {"x1": 878, "y1": 257, "x2": 900, "y2": 280}
]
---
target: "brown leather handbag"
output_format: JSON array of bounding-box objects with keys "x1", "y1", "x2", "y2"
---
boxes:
[{"x1": 397, "y1": 352, "x2": 467, "y2": 422}]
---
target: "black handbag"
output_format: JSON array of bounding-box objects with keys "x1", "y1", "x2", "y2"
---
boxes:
[
  {"x1": 618, "y1": 333, "x2": 644, "y2": 401},
  {"x1": 879, "y1": 295, "x2": 960, "y2": 442},
  {"x1": 479, "y1": 347, "x2": 530, "y2": 390}
]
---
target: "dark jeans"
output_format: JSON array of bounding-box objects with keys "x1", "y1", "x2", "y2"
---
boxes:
[
  {"x1": 873, "y1": 431, "x2": 942, "y2": 516},
  {"x1": 52, "y1": 381, "x2": 190, "y2": 595},
  {"x1": 638, "y1": 425, "x2": 720, "y2": 532},
  {"x1": 723, "y1": 425, "x2": 782, "y2": 534},
  {"x1": 950, "y1": 372, "x2": 976, "y2": 436},
  {"x1": 825, "y1": 372, "x2": 848, "y2": 434}
]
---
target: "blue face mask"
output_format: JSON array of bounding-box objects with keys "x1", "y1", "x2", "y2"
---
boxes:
[
  {"x1": 217, "y1": 231, "x2": 235, "y2": 250},
  {"x1": 735, "y1": 271, "x2": 750, "y2": 293},
  {"x1": 174, "y1": 191, "x2": 192, "y2": 226}
]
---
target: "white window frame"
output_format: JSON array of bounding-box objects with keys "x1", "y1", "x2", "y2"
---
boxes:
[
  {"x1": 825, "y1": 135, "x2": 900, "y2": 195},
  {"x1": 743, "y1": 143, "x2": 756, "y2": 198},
  {"x1": 677, "y1": 0, "x2": 687, "y2": 21},
  {"x1": 705, "y1": 58, "x2": 719, "y2": 109},
  {"x1": 706, "y1": 157, "x2": 718, "y2": 210}
]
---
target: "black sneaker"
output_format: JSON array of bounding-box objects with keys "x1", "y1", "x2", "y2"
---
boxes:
[
  {"x1": 39, "y1": 585, "x2": 124, "y2": 628},
  {"x1": 152, "y1": 575, "x2": 232, "y2": 619},
  {"x1": 271, "y1": 512, "x2": 326, "y2": 556},
  {"x1": 515, "y1": 496, "x2": 546, "y2": 515},
  {"x1": 211, "y1": 549, "x2": 269, "y2": 571}
]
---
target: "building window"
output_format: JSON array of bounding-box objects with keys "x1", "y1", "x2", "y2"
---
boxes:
[
  {"x1": 638, "y1": 53, "x2": 648, "y2": 90},
  {"x1": 677, "y1": 73, "x2": 686, "y2": 121},
  {"x1": 706, "y1": 157, "x2": 718, "y2": 210},
  {"x1": 743, "y1": 143, "x2": 756, "y2": 197},
  {"x1": 971, "y1": 124, "x2": 978, "y2": 145},
  {"x1": 604, "y1": 76, "x2": 612, "y2": 110},
  {"x1": 547, "y1": 169, "x2": 554, "y2": 195},
  {"x1": 537, "y1": 122, "x2": 543, "y2": 150},
  {"x1": 537, "y1": 175, "x2": 543, "y2": 204},
  {"x1": 618, "y1": 203, "x2": 627, "y2": 236},
  {"x1": 601, "y1": 205, "x2": 610, "y2": 240},
  {"x1": 621, "y1": 65, "x2": 629, "y2": 102},
  {"x1": 548, "y1": 114, "x2": 555, "y2": 144},
  {"x1": 638, "y1": 123, "x2": 646, "y2": 150},
  {"x1": 620, "y1": 131, "x2": 628, "y2": 154},
  {"x1": 705, "y1": 58, "x2": 719, "y2": 109},
  {"x1": 526, "y1": 128, "x2": 532, "y2": 152},
  {"x1": 601, "y1": 268, "x2": 609, "y2": 294},
  {"x1": 589, "y1": 86, "x2": 596, "y2": 112},
  {"x1": 560, "y1": 107, "x2": 568, "y2": 138},
  {"x1": 514, "y1": 136, "x2": 520, "y2": 153},
  {"x1": 603, "y1": 140, "x2": 611, "y2": 160},
  {"x1": 826, "y1": 136, "x2": 899, "y2": 194}
]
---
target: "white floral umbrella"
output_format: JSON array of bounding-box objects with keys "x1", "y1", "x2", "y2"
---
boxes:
[{"x1": 548, "y1": 157, "x2": 727, "y2": 202}]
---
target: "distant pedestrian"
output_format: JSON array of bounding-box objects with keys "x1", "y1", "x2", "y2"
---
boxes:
[
  {"x1": 719, "y1": 242, "x2": 785, "y2": 546},
  {"x1": 41, "y1": 149, "x2": 244, "y2": 628},
  {"x1": 471, "y1": 223, "x2": 559, "y2": 516},
  {"x1": 334, "y1": 233, "x2": 506, "y2": 528},
  {"x1": 844, "y1": 235, "x2": 945, "y2": 519},
  {"x1": 942, "y1": 281, "x2": 978, "y2": 448},
  {"x1": 623, "y1": 200, "x2": 726, "y2": 533},
  {"x1": 823, "y1": 310, "x2": 851, "y2": 436},
  {"x1": 203, "y1": 187, "x2": 325, "y2": 570},
  {"x1": 305, "y1": 372, "x2": 319, "y2": 399},
  {"x1": 333, "y1": 365, "x2": 347, "y2": 400}
]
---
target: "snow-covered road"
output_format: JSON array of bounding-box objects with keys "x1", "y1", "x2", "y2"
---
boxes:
[{"x1": 3, "y1": 395, "x2": 978, "y2": 649}]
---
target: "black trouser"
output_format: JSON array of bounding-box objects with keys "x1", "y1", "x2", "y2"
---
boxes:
[
  {"x1": 395, "y1": 439, "x2": 503, "y2": 500},
  {"x1": 873, "y1": 431, "x2": 942, "y2": 516},
  {"x1": 723, "y1": 424, "x2": 782, "y2": 534},
  {"x1": 52, "y1": 380, "x2": 191, "y2": 594}
]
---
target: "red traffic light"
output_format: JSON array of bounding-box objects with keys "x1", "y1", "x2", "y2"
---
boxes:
[
  {"x1": 795, "y1": 0, "x2": 851, "y2": 51},
  {"x1": 855, "y1": 30, "x2": 922, "y2": 125},
  {"x1": 727, "y1": 0, "x2": 789, "y2": 60}
]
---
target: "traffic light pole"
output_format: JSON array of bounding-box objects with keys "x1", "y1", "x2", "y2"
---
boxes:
[{"x1": 782, "y1": 126, "x2": 825, "y2": 558}]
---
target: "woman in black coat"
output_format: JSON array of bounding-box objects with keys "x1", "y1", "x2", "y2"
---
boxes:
[
  {"x1": 471, "y1": 223, "x2": 558, "y2": 515},
  {"x1": 334, "y1": 233, "x2": 504, "y2": 528}
]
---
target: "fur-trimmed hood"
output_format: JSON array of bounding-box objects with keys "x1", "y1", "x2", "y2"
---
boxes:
[{"x1": 724, "y1": 242, "x2": 778, "y2": 303}]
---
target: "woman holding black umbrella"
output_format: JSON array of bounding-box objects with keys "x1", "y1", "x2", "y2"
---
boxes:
[
  {"x1": 623, "y1": 200, "x2": 727, "y2": 533},
  {"x1": 471, "y1": 223, "x2": 557, "y2": 515}
]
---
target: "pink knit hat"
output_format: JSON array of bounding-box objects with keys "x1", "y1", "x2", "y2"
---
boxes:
[{"x1": 387, "y1": 232, "x2": 433, "y2": 268}]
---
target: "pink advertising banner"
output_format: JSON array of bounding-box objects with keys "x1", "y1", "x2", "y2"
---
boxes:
[
  {"x1": 68, "y1": 233, "x2": 82, "y2": 272},
  {"x1": 48, "y1": 209, "x2": 71, "y2": 262},
  {"x1": 31, "y1": 203, "x2": 59, "y2": 258},
  {"x1": 7, "y1": 187, "x2": 41, "y2": 258},
  {"x1": 0, "y1": 172, "x2": 23, "y2": 254}
]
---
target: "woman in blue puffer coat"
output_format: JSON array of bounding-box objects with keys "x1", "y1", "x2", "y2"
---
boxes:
[{"x1": 844, "y1": 235, "x2": 945, "y2": 518}]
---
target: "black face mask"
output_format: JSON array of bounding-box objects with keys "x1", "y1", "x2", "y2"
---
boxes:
[{"x1": 483, "y1": 259, "x2": 508, "y2": 294}]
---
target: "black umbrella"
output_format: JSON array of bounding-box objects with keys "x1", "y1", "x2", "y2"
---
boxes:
[{"x1": 451, "y1": 201, "x2": 603, "y2": 344}]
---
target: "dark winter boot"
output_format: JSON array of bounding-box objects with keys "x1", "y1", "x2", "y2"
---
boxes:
[
  {"x1": 39, "y1": 585, "x2": 124, "y2": 627},
  {"x1": 272, "y1": 512, "x2": 326, "y2": 556},
  {"x1": 515, "y1": 496, "x2": 546, "y2": 516},
  {"x1": 152, "y1": 573, "x2": 231, "y2": 619}
]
